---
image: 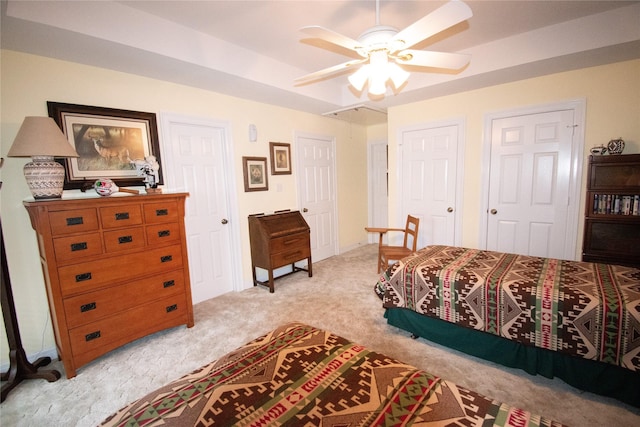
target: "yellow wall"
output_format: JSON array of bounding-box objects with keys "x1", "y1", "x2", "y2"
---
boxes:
[
  {"x1": 0, "y1": 50, "x2": 369, "y2": 366},
  {"x1": 388, "y1": 59, "x2": 640, "y2": 250},
  {"x1": 2, "y1": 50, "x2": 638, "y2": 368}
]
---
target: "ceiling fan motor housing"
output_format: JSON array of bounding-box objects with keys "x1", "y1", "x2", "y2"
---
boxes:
[{"x1": 356, "y1": 25, "x2": 402, "y2": 56}]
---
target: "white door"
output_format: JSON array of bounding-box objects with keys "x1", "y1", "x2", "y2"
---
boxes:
[
  {"x1": 295, "y1": 132, "x2": 337, "y2": 262},
  {"x1": 399, "y1": 122, "x2": 463, "y2": 249},
  {"x1": 485, "y1": 109, "x2": 577, "y2": 259},
  {"x1": 160, "y1": 114, "x2": 240, "y2": 303},
  {"x1": 368, "y1": 141, "x2": 388, "y2": 235}
]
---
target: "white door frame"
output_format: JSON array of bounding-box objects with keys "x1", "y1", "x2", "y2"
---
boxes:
[
  {"x1": 159, "y1": 112, "x2": 243, "y2": 292},
  {"x1": 395, "y1": 118, "x2": 465, "y2": 247},
  {"x1": 294, "y1": 130, "x2": 339, "y2": 259},
  {"x1": 479, "y1": 99, "x2": 586, "y2": 260}
]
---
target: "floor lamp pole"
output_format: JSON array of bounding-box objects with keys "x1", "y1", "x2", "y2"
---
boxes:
[{"x1": 1, "y1": 217, "x2": 61, "y2": 402}]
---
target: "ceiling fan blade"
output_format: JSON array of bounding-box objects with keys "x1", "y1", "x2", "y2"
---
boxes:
[
  {"x1": 300, "y1": 26, "x2": 363, "y2": 52},
  {"x1": 396, "y1": 50, "x2": 471, "y2": 70},
  {"x1": 294, "y1": 59, "x2": 366, "y2": 84},
  {"x1": 390, "y1": 0, "x2": 473, "y2": 51}
]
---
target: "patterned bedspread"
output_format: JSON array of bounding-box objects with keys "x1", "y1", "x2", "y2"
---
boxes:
[
  {"x1": 100, "y1": 322, "x2": 565, "y2": 426},
  {"x1": 375, "y1": 245, "x2": 640, "y2": 371}
]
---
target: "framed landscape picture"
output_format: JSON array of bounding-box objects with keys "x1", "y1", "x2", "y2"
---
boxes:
[
  {"x1": 243, "y1": 156, "x2": 269, "y2": 192},
  {"x1": 47, "y1": 101, "x2": 163, "y2": 190}
]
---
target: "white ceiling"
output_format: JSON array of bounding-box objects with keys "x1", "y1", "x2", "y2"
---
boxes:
[{"x1": 2, "y1": 1, "x2": 639, "y2": 125}]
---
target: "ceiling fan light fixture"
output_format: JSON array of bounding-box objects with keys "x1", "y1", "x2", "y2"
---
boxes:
[
  {"x1": 367, "y1": 73, "x2": 387, "y2": 96},
  {"x1": 388, "y1": 62, "x2": 410, "y2": 89},
  {"x1": 348, "y1": 64, "x2": 371, "y2": 91},
  {"x1": 368, "y1": 50, "x2": 389, "y2": 95}
]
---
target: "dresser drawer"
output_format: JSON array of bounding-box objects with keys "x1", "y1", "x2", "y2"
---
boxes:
[
  {"x1": 63, "y1": 271, "x2": 186, "y2": 328},
  {"x1": 146, "y1": 222, "x2": 181, "y2": 246},
  {"x1": 270, "y1": 232, "x2": 309, "y2": 253},
  {"x1": 270, "y1": 246, "x2": 311, "y2": 268},
  {"x1": 103, "y1": 226, "x2": 146, "y2": 253},
  {"x1": 144, "y1": 201, "x2": 180, "y2": 224},
  {"x1": 99, "y1": 204, "x2": 143, "y2": 229},
  {"x1": 68, "y1": 293, "x2": 188, "y2": 357},
  {"x1": 49, "y1": 208, "x2": 99, "y2": 236},
  {"x1": 58, "y1": 244, "x2": 184, "y2": 296},
  {"x1": 53, "y1": 232, "x2": 103, "y2": 263}
]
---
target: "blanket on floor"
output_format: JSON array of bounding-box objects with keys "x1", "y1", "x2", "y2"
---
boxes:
[{"x1": 100, "y1": 322, "x2": 565, "y2": 426}]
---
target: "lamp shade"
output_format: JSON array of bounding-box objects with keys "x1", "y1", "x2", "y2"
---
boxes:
[
  {"x1": 8, "y1": 116, "x2": 79, "y2": 199},
  {"x1": 8, "y1": 117, "x2": 79, "y2": 158}
]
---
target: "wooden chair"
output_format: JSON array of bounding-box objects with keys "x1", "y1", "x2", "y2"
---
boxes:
[{"x1": 365, "y1": 215, "x2": 420, "y2": 273}]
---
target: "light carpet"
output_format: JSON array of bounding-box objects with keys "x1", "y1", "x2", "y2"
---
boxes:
[{"x1": 1, "y1": 244, "x2": 638, "y2": 426}]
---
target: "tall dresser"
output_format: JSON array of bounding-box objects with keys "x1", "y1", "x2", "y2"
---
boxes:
[
  {"x1": 24, "y1": 192, "x2": 194, "y2": 378},
  {"x1": 582, "y1": 154, "x2": 640, "y2": 267}
]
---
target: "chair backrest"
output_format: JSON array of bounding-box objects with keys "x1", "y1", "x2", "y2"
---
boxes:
[{"x1": 403, "y1": 215, "x2": 420, "y2": 251}]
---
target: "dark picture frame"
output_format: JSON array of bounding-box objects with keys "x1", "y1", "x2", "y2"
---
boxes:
[
  {"x1": 47, "y1": 101, "x2": 163, "y2": 190},
  {"x1": 243, "y1": 156, "x2": 269, "y2": 192},
  {"x1": 269, "y1": 142, "x2": 291, "y2": 175}
]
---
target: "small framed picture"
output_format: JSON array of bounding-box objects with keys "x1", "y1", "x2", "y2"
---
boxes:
[
  {"x1": 243, "y1": 156, "x2": 269, "y2": 192},
  {"x1": 270, "y1": 142, "x2": 291, "y2": 175}
]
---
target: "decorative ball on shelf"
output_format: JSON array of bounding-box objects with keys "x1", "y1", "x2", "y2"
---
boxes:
[
  {"x1": 607, "y1": 138, "x2": 625, "y2": 155},
  {"x1": 94, "y1": 178, "x2": 116, "y2": 196}
]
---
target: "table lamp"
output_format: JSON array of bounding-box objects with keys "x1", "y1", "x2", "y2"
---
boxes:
[{"x1": 8, "y1": 116, "x2": 79, "y2": 199}]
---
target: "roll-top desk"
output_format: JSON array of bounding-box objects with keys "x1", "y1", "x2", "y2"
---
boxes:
[
  {"x1": 24, "y1": 193, "x2": 194, "y2": 378},
  {"x1": 248, "y1": 211, "x2": 312, "y2": 293}
]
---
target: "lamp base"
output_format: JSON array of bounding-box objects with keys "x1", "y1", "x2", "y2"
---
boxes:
[{"x1": 23, "y1": 156, "x2": 65, "y2": 199}]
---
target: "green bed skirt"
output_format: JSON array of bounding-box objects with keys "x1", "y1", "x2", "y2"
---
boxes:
[{"x1": 384, "y1": 307, "x2": 640, "y2": 408}]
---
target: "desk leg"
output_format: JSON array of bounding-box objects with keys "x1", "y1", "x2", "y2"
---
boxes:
[
  {"x1": 268, "y1": 270, "x2": 274, "y2": 293},
  {"x1": 252, "y1": 264, "x2": 257, "y2": 286},
  {"x1": 307, "y1": 257, "x2": 313, "y2": 277},
  {"x1": 377, "y1": 232, "x2": 385, "y2": 273}
]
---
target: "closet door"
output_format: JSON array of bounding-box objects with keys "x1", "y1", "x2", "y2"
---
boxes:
[{"x1": 400, "y1": 121, "x2": 463, "y2": 248}]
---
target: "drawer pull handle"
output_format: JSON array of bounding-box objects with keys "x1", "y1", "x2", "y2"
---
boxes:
[
  {"x1": 80, "y1": 302, "x2": 96, "y2": 312},
  {"x1": 156, "y1": 209, "x2": 169, "y2": 216},
  {"x1": 66, "y1": 217, "x2": 84, "y2": 226},
  {"x1": 283, "y1": 238, "x2": 301, "y2": 245},
  {"x1": 160, "y1": 255, "x2": 173, "y2": 263},
  {"x1": 71, "y1": 242, "x2": 88, "y2": 252},
  {"x1": 115, "y1": 212, "x2": 130, "y2": 220},
  {"x1": 163, "y1": 280, "x2": 175, "y2": 288},
  {"x1": 166, "y1": 304, "x2": 178, "y2": 313},
  {"x1": 158, "y1": 230, "x2": 171, "y2": 237},
  {"x1": 85, "y1": 331, "x2": 101, "y2": 342},
  {"x1": 118, "y1": 235, "x2": 133, "y2": 244},
  {"x1": 75, "y1": 272, "x2": 92, "y2": 282},
  {"x1": 284, "y1": 251, "x2": 302, "y2": 260}
]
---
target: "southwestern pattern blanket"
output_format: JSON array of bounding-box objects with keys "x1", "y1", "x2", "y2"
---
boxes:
[
  {"x1": 100, "y1": 322, "x2": 565, "y2": 426},
  {"x1": 375, "y1": 245, "x2": 640, "y2": 371}
]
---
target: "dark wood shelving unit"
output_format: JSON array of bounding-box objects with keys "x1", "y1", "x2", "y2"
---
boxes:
[{"x1": 582, "y1": 154, "x2": 640, "y2": 267}]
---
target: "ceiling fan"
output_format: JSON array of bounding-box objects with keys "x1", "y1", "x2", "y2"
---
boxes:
[{"x1": 295, "y1": 0, "x2": 473, "y2": 96}]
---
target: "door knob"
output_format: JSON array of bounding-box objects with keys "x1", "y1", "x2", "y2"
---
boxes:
[
  {"x1": 221, "y1": 218, "x2": 228, "y2": 224},
  {"x1": 490, "y1": 209, "x2": 497, "y2": 215},
  {"x1": 447, "y1": 207, "x2": 453, "y2": 213},
  {"x1": 302, "y1": 208, "x2": 308, "y2": 212}
]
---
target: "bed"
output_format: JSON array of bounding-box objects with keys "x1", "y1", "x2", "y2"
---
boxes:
[
  {"x1": 100, "y1": 322, "x2": 565, "y2": 426},
  {"x1": 374, "y1": 245, "x2": 640, "y2": 407}
]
